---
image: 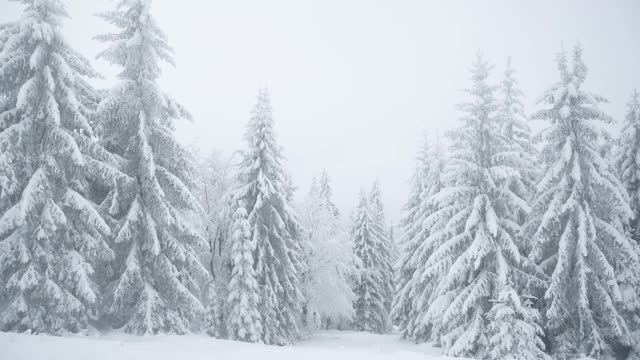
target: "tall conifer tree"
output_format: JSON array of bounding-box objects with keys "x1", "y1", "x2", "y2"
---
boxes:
[
  {"x1": 95, "y1": 0, "x2": 210, "y2": 334},
  {"x1": 392, "y1": 134, "x2": 447, "y2": 342},
  {"x1": 368, "y1": 181, "x2": 394, "y2": 332},
  {"x1": 318, "y1": 170, "x2": 339, "y2": 217},
  {"x1": 420, "y1": 54, "x2": 541, "y2": 357},
  {"x1": 497, "y1": 58, "x2": 537, "y2": 249},
  {"x1": 617, "y1": 89, "x2": 640, "y2": 244},
  {"x1": 352, "y1": 191, "x2": 387, "y2": 333},
  {"x1": 225, "y1": 198, "x2": 262, "y2": 342},
  {"x1": 230, "y1": 88, "x2": 306, "y2": 345},
  {"x1": 0, "y1": 0, "x2": 120, "y2": 333},
  {"x1": 299, "y1": 173, "x2": 355, "y2": 330},
  {"x1": 615, "y1": 89, "x2": 640, "y2": 360},
  {"x1": 528, "y1": 45, "x2": 639, "y2": 358}
]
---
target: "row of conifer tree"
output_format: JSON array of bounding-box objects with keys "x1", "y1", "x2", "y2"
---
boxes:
[
  {"x1": 0, "y1": 0, "x2": 387, "y2": 346},
  {"x1": 393, "y1": 49, "x2": 640, "y2": 360}
]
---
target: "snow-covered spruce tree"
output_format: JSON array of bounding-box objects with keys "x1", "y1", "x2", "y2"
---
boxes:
[
  {"x1": 420, "y1": 54, "x2": 543, "y2": 357},
  {"x1": 318, "y1": 170, "x2": 340, "y2": 217},
  {"x1": 368, "y1": 181, "x2": 394, "y2": 332},
  {"x1": 0, "y1": 0, "x2": 121, "y2": 333},
  {"x1": 230, "y1": 88, "x2": 306, "y2": 345},
  {"x1": 298, "y1": 175, "x2": 355, "y2": 331},
  {"x1": 484, "y1": 285, "x2": 552, "y2": 360},
  {"x1": 617, "y1": 89, "x2": 640, "y2": 244},
  {"x1": 497, "y1": 58, "x2": 537, "y2": 246},
  {"x1": 528, "y1": 45, "x2": 640, "y2": 358},
  {"x1": 225, "y1": 198, "x2": 262, "y2": 342},
  {"x1": 615, "y1": 90, "x2": 640, "y2": 360},
  {"x1": 392, "y1": 134, "x2": 429, "y2": 332},
  {"x1": 95, "y1": 0, "x2": 210, "y2": 334},
  {"x1": 392, "y1": 134, "x2": 447, "y2": 342},
  {"x1": 351, "y1": 190, "x2": 387, "y2": 333}
]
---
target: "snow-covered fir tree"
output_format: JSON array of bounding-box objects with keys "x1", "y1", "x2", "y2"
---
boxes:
[
  {"x1": 392, "y1": 134, "x2": 431, "y2": 333},
  {"x1": 298, "y1": 175, "x2": 355, "y2": 330},
  {"x1": 95, "y1": 0, "x2": 210, "y2": 334},
  {"x1": 351, "y1": 189, "x2": 388, "y2": 333},
  {"x1": 225, "y1": 198, "x2": 262, "y2": 342},
  {"x1": 615, "y1": 90, "x2": 640, "y2": 360},
  {"x1": 0, "y1": 0, "x2": 119, "y2": 334},
  {"x1": 230, "y1": 88, "x2": 306, "y2": 345},
  {"x1": 617, "y1": 89, "x2": 640, "y2": 244},
  {"x1": 419, "y1": 54, "x2": 542, "y2": 357},
  {"x1": 392, "y1": 134, "x2": 447, "y2": 342},
  {"x1": 484, "y1": 285, "x2": 552, "y2": 360},
  {"x1": 368, "y1": 181, "x2": 394, "y2": 332},
  {"x1": 528, "y1": 45, "x2": 640, "y2": 358},
  {"x1": 318, "y1": 170, "x2": 340, "y2": 217},
  {"x1": 497, "y1": 58, "x2": 537, "y2": 249}
]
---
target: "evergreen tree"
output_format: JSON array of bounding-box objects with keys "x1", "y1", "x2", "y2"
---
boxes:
[
  {"x1": 528, "y1": 45, "x2": 639, "y2": 358},
  {"x1": 318, "y1": 170, "x2": 340, "y2": 217},
  {"x1": 498, "y1": 58, "x2": 537, "y2": 248},
  {"x1": 0, "y1": 0, "x2": 119, "y2": 333},
  {"x1": 231, "y1": 88, "x2": 306, "y2": 345},
  {"x1": 392, "y1": 134, "x2": 447, "y2": 342},
  {"x1": 615, "y1": 90, "x2": 640, "y2": 360},
  {"x1": 298, "y1": 175, "x2": 355, "y2": 330},
  {"x1": 484, "y1": 285, "x2": 552, "y2": 360},
  {"x1": 392, "y1": 134, "x2": 429, "y2": 333},
  {"x1": 352, "y1": 190, "x2": 387, "y2": 333},
  {"x1": 225, "y1": 199, "x2": 262, "y2": 342},
  {"x1": 95, "y1": 0, "x2": 210, "y2": 334},
  {"x1": 617, "y1": 89, "x2": 640, "y2": 244},
  {"x1": 420, "y1": 54, "x2": 539, "y2": 357},
  {"x1": 368, "y1": 181, "x2": 394, "y2": 332}
]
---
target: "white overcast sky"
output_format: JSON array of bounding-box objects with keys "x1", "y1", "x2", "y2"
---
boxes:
[{"x1": 1, "y1": 0, "x2": 639, "y2": 222}]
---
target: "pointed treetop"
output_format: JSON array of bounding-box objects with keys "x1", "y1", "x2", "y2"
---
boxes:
[
  {"x1": 318, "y1": 169, "x2": 340, "y2": 216},
  {"x1": 15, "y1": 0, "x2": 68, "y2": 27},
  {"x1": 553, "y1": 43, "x2": 587, "y2": 87},
  {"x1": 246, "y1": 87, "x2": 275, "y2": 139},
  {"x1": 571, "y1": 43, "x2": 587, "y2": 84},
  {"x1": 459, "y1": 51, "x2": 498, "y2": 125},
  {"x1": 308, "y1": 176, "x2": 318, "y2": 195},
  {"x1": 252, "y1": 87, "x2": 272, "y2": 120},
  {"x1": 319, "y1": 169, "x2": 332, "y2": 199},
  {"x1": 256, "y1": 86, "x2": 271, "y2": 104},
  {"x1": 627, "y1": 88, "x2": 640, "y2": 115},
  {"x1": 357, "y1": 188, "x2": 368, "y2": 209},
  {"x1": 556, "y1": 45, "x2": 571, "y2": 84},
  {"x1": 471, "y1": 51, "x2": 492, "y2": 81},
  {"x1": 369, "y1": 180, "x2": 383, "y2": 209},
  {"x1": 96, "y1": 0, "x2": 174, "y2": 81},
  {"x1": 502, "y1": 57, "x2": 524, "y2": 102}
]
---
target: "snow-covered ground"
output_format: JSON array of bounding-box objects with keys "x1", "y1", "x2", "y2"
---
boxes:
[{"x1": 0, "y1": 330, "x2": 461, "y2": 360}]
